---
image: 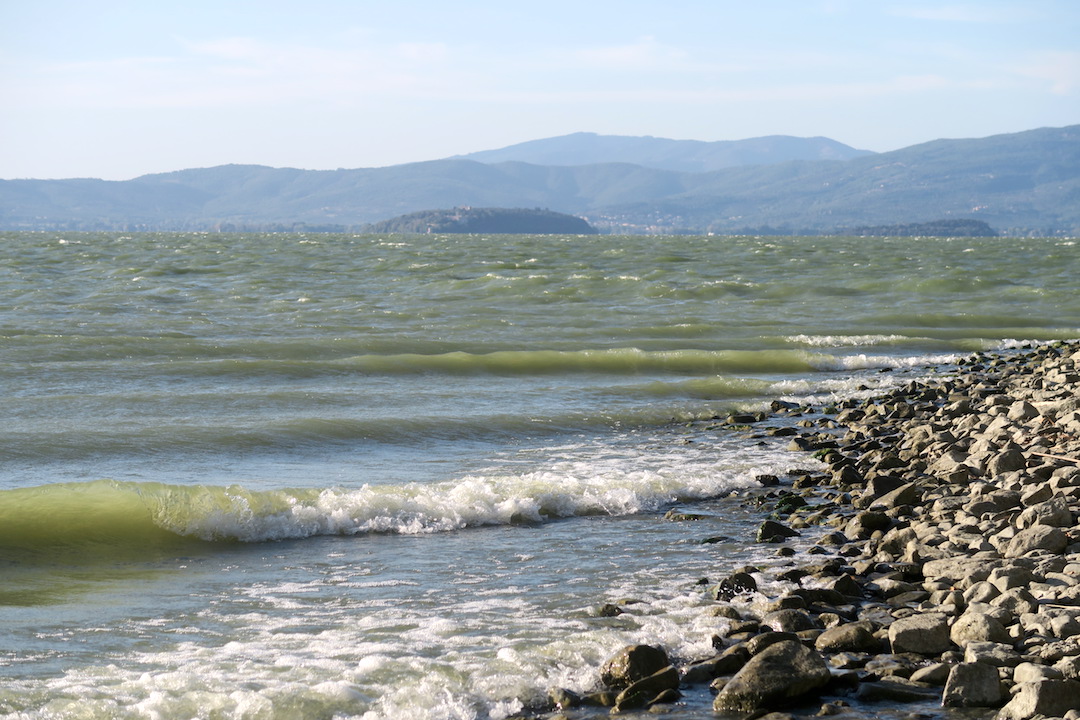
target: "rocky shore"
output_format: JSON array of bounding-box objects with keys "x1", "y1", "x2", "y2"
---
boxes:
[{"x1": 544, "y1": 341, "x2": 1080, "y2": 719}]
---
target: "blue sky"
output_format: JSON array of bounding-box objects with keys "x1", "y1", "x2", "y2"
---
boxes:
[{"x1": 2, "y1": 0, "x2": 1077, "y2": 179}]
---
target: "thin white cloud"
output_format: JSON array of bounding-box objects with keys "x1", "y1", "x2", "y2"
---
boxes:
[
  {"x1": 1017, "y1": 50, "x2": 1080, "y2": 94},
  {"x1": 885, "y1": 3, "x2": 1032, "y2": 23}
]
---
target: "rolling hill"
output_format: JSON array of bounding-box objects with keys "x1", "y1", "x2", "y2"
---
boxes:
[{"x1": 1, "y1": 125, "x2": 1077, "y2": 235}]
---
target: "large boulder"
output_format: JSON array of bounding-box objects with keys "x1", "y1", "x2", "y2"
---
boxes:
[
  {"x1": 599, "y1": 645, "x2": 671, "y2": 690},
  {"x1": 713, "y1": 639, "x2": 830, "y2": 713},
  {"x1": 815, "y1": 622, "x2": 881, "y2": 653},
  {"x1": 942, "y1": 662, "x2": 1003, "y2": 707}
]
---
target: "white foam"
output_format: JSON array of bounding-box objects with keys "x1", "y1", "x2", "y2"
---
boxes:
[{"x1": 171, "y1": 434, "x2": 803, "y2": 543}]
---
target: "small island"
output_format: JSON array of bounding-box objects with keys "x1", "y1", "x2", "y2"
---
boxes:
[{"x1": 364, "y1": 206, "x2": 599, "y2": 235}]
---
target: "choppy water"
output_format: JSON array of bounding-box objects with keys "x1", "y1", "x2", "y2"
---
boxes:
[{"x1": 0, "y1": 232, "x2": 1076, "y2": 719}]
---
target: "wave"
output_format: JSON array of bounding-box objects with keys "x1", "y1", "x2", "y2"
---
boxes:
[{"x1": 0, "y1": 452, "x2": 780, "y2": 563}]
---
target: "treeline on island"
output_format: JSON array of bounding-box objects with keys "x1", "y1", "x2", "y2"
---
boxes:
[
  {"x1": 842, "y1": 218, "x2": 998, "y2": 237},
  {"x1": 364, "y1": 207, "x2": 599, "y2": 235}
]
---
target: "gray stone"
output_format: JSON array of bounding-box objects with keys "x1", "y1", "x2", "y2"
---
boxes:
[
  {"x1": 713, "y1": 640, "x2": 831, "y2": 713},
  {"x1": 942, "y1": 662, "x2": 1003, "y2": 707},
  {"x1": 814, "y1": 622, "x2": 880, "y2": 654},
  {"x1": 951, "y1": 612, "x2": 1013, "y2": 647},
  {"x1": 990, "y1": 587, "x2": 1039, "y2": 616},
  {"x1": 888, "y1": 613, "x2": 952, "y2": 655},
  {"x1": 762, "y1": 609, "x2": 817, "y2": 634},
  {"x1": 987, "y1": 448, "x2": 1028, "y2": 476},
  {"x1": 997, "y1": 680, "x2": 1080, "y2": 720},
  {"x1": 747, "y1": 632, "x2": 800, "y2": 656},
  {"x1": 1017, "y1": 496, "x2": 1074, "y2": 528},
  {"x1": 1005, "y1": 525, "x2": 1068, "y2": 558},
  {"x1": 1013, "y1": 662, "x2": 1064, "y2": 683},
  {"x1": 964, "y1": 641, "x2": 1021, "y2": 667},
  {"x1": 909, "y1": 662, "x2": 951, "y2": 685}
]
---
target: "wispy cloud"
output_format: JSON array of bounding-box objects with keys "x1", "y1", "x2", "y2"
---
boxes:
[
  {"x1": 1017, "y1": 50, "x2": 1080, "y2": 94},
  {"x1": 885, "y1": 3, "x2": 1032, "y2": 23}
]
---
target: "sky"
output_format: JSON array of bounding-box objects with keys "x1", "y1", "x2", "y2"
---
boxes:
[{"x1": 1, "y1": 0, "x2": 1077, "y2": 180}]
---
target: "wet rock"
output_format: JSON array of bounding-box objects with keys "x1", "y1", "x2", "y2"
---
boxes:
[
  {"x1": 942, "y1": 662, "x2": 1003, "y2": 707},
  {"x1": 682, "y1": 644, "x2": 749, "y2": 684},
  {"x1": 612, "y1": 665, "x2": 679, "y2": 711},
  {"x1": 762, "y1": 609, "x2": 817, "y2": 634},
  {"x1": 747, "y1": 632, "x2": 801, "y2": 656},
  {"x1": 757, "y1": 520, "x2": 800, "y2": 543},
  {"x1": 599, "y1": 645, "x2": 671, "y2": 690},
  {"x1": 712, "y1": 640, "x2": 831, "y2": 713},
  {"x1": 714, "y1": 571, "x2": 758, "y2": 600}
]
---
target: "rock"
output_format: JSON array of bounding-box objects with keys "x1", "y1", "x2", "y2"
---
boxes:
[
  {"x1": 612, "y1": 665, "x2": 680, "y2": 710},
  {"x1": 950, "y1": 612, "x2": 1013, "y2": 648},
  {"x1": 987, "y1": 448, "x2": 1028, "y2": 475},
  {"x1": 888, "y1": 612, "x2": 952, "y2": 655},
  {"x1": 549, "y1": 687, "x2": 581, "y2": 709},
  {"x1": 1004, "y1": 525, "x2": 1068, "y2": 558},
  {"x1": 600, "y1": 645, "x2": 671, "y2": 690},
  {"x1": 758, "y1": 520, "x2": 800, "y2": 543},
  {"x1": 909, "y1": 662, "x2": 951, "y2": 685},
  {"x1": 1017, "y1": 496, "x2": 1074, "y2": 528},
  {"x1": 713, "y1": 640, "x2": 831, "y2": 713},
  {"x1": 747, "y1": 632, "x2": 801, "y2": 656},
  {"x1": 1014, "y1": 662, "x2": 1064, "y2": 683},
  {"x1": 815, "y1": 622, "x2": 881, "y2": 653},
  {"x1": 997, "y1": 679, "x2": 1080, "y2": 720},
  {"x1": 762, "y1": 609, "x2": 817, "y2": 634},
  {"x1": 942, "y1": 662, "x2": 1003, "y2": 707},
  {"x1": 964, "y1": 641, "x2": 1021, "y2": 667},
  {"x1": 714, "y1": 572, "x2": 758, "y2": 600},
  {"x1": 682, "y1": 645, "x2": 749, "y2": 684}
]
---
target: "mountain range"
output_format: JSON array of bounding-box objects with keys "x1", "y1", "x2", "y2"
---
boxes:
[{"x1": 2, "y1": 126, "x2": 1077, "y2": 235}]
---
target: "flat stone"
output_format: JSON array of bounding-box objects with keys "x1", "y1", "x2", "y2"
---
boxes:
[
  {"x1": 1005, "y1": 525, "x2": 1068, "y2": 558},
  {"x1": 964, "y1": 641, "x2": 1021, "y2": 667}
]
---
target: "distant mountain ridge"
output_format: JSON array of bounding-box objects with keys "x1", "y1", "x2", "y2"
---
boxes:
[
  {"x1": 1, "y1": 125, "x2": 1077, "y2": 235},
  {"x1": 452, "y1": 132, "x2": 875, "y2": 173}
]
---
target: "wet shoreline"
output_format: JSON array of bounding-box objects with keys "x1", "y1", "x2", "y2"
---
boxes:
[{"x1": 533, "y1": 341, "x2": 1080, "y2": 720}]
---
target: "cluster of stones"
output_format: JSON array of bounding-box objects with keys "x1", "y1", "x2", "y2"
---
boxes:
[{"x1": 550, "y1": 341, "x2": 1080, "y2": 719}]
